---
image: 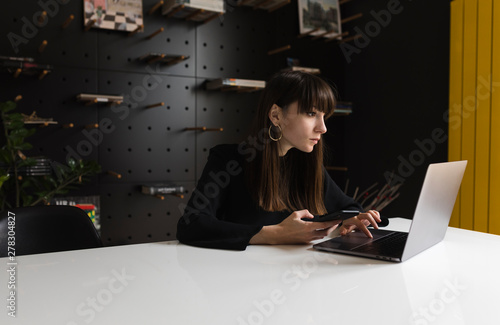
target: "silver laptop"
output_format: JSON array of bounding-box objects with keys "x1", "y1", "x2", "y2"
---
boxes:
[{"x1": 313, "y1": 160, "x2": 467, "y2": 262}]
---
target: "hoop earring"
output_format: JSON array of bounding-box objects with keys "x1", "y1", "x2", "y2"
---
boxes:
[{"x1": 268, "y1": 124, "x2": 282, "y2": 141}]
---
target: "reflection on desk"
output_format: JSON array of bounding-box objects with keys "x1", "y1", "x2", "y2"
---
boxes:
[{"x1": 1, "y1": 218, "x2": 499, "y2": 325}]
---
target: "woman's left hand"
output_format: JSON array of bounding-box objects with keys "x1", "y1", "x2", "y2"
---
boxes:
[{"x1": 339, "y1": 210, "x2": 381, "y2": 238}]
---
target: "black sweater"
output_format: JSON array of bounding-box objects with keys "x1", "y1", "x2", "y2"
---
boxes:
[{"x1": 176, "y1": 144, "x2": 362, "y2": 250}]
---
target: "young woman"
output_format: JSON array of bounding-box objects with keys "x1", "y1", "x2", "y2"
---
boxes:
[{"x1": 177, "y1": 71, "x2": 380, "y2": 250}]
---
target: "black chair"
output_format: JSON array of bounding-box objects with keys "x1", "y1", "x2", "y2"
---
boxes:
[{"x1": 0, "y1": 205, "x2": 102, "y2": 257}]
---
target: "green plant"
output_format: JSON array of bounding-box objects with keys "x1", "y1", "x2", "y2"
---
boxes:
[{"x1": 0, "y1": 101, "x2": 101, "y2": 210}]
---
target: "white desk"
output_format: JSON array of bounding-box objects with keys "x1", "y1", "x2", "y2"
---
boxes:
[{"x1": 1, "y1": 218, "x2": 500, "y2": 325}]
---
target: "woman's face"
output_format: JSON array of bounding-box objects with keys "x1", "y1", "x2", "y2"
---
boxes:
[{"x1": 277, "y1": 101, "x2": 327, "y2": 156}]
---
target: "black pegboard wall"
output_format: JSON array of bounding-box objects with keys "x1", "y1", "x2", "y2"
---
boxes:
[{"x1": 0, "y1": 0, "x2": 286, "y2": 246}]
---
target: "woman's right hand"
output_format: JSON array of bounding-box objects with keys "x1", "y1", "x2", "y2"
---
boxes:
[{"x1": 249, "y1": 209, "x2": 342, "y2": 245}]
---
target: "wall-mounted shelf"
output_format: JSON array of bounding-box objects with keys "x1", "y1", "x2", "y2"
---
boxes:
[
  {"x1": 22, "y1": 112, "x2": 58, "y2": 126},
  {"x1": 237, "y1": 0, "x2": 290, "y2": 12},
  {"x1": 142, "y1": 184, "x2": 185, "y2": 200},
  {"x1": 162, "y1": 0, "x2": 224, "y2": 23},
  {"x1": 138, "y1": 53, "x2": 189, "y2": 65},
  {"x1": 206, "y1": 78, "x2": 265, "y2": 92},
  {"x1": 76, "y1": 93, "x2": 124, "y2": 106},
  {"x1": 334, "y1": 101, "x2": 353, "y2": 115},
  {"x1": 1, "y1": 56, "x2": 53, "y2": 79},
  {"x1": 283, "y1": 66, "x2": 321, "y2": 74}
]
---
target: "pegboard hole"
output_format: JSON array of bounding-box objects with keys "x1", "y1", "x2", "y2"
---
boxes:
[
  {"x1": 147, "y1": 126, "x2": 152, "y2": 130},
  {"x1": 128, "y1": 126, "x2": 132, "y2": 130},
  {"x1": 203, "y1": 107, "x2": 207, "y2": 112},
  {"x1": 128, "y1": 169, "x2": 132, "y2": 174},
  {"x1": 185, "y1": 64, "x2": 189, "y2": 68},
  {"x1": 62, "y1": 51, "x2": 66, "y2": 56},
  {"x1": 147, "y1": 169, "x2": 152, "y2": 173},
  {"x1": 167, "y1": 106, "x2": 171, "y2": 109},
  {"x1": 128, "y1": 82, "x2": 132, "y2": 86},
  {"x1": 185, "y1": 107, "x2": 189, "y2": 111},
  {"x1": 107, "y1": 148, "x2": 111, "y2": 152},
  {"x1": 203, "y1": 42, "x2": 207, "y2": 47},
  {"x1": 166, "y1": 212, "x2": 171, "y2": 216},
  {"x1": 167, "y1": 169, "x2": 171, "y2": 173},
  {"x1": 107, "y1": 55, "x2": 111, "y2": 60},
  {"x1": 220, "y1": 108, "x2": 224, "y2": 112},
  {"x1": 107, "y1": 80, "x2": 111, "y2": 85},
  {"x1": 147, "y1": 148, "x2": 152, "y2": 152},
  {"x1": 148, "y1": 213, "x2": 152, "y2": 217},
  {"x1": 220, "y1": 45, "x2": 224, "y2": 49},
  {"x1": 185, "y1": 169, "x2": 189, "y2": 173},
  {"x1": 128, "y1": 148, "x2": 132, "y2": 152},
  {"x1": 84, "y1": 53, "x2": 89, "y2": 58},
  {"x1": 185, "y1": 40, "x2": 189, "y2": 45},
  {"x1": 184, "y1": 148, "x2": 189, "y2": 152},
  {"x1": 185, "y1": 86, "x2": 189, "y2": 90},
  {"x1": 128, "y1": 214, "x2": 132, "y2": 218},
  {"x1": 167, "y1": 148, "x2": 171, "y2": 152},
  {"x1": 166, "y1": 127, "x2": 171, "y2": 131},
  {"x1": 166, "y1": 38, "x2": 171, "y2": 42},
  {"x1": 166, "y1": 233, "x2": 171, "y2": 237},
  {"x1": 147, "y1": 234, "x2": 152, "y2": 238},
  {"x1": 220, "y1": 67, "x2": 224, "y2": 71},
  {"x1": 167, "y1": 84, "x2": 171, "y2": 89},
  {"x1": 203, "y1": 65, "x2": 207, "y2": 70}
]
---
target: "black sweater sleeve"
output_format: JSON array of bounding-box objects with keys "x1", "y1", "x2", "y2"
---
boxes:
[
  {"x1": 176, "y1": 145, "x2": 263, "y2": 250},
  {"x1": 323, "y1": 168, "x2": 364, "y2": 214}
]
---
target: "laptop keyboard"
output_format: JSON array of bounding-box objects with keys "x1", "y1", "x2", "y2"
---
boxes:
[{"x1": 353, "y1": 232, "x2": 408, "y2": 257}]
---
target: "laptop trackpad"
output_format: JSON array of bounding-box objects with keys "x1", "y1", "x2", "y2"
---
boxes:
[{"x1": 319, "y1": 230, "x2": 395, "y2": 250}]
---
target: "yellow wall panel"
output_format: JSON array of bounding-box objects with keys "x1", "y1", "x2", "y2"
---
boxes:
[
  {"x1": 460, "y1": 0, "x2": 478, "y2": 230},
  {"x1": 448, "y1": 0, "x2": 464, "y2": 227},
  {"x1": 490, "y1": 1, "x2": 500, "y2": 235},
  {"x1": 474, "y1": 0, "x2": 493, "y2": 232},
  {"x1": 449, "y1": 0, "x2": 500, "y2": 235}
]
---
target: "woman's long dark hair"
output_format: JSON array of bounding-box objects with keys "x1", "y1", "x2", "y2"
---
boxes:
[{"x1": 245, "y1": 71, "x2": 336, "y2": 215}]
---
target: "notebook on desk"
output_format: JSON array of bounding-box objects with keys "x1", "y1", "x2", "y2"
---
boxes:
[{"x1": 313, "y1": 160, "x2": 467, "y2": 262}]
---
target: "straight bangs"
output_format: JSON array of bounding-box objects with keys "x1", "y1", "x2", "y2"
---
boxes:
[{"x1": 296, "y1": 77, "x2": 336, "y2": 119}]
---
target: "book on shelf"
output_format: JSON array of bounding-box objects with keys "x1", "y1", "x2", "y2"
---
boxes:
[
  {"x1": 334, "y1": 101, "x2": 353, "y2": 115},
  {"x1": 206, "y1": 78, "x2": 266, "y2": 90},
  {"x1": 51, "y1": 195, "x2": 101, "y2": 230}
]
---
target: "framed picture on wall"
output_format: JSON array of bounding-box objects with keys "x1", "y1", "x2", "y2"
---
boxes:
[
  {"x1": 298, "y1": 0, "x2": 342, "y2": 39},
  {"x1": 83, "y1": 0, "x2": 144, "y2": 32}
]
